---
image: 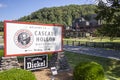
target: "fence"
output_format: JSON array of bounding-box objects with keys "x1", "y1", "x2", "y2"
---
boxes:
[{"x1": 64, "y1": 40, "x2": 120, "y2": 50}]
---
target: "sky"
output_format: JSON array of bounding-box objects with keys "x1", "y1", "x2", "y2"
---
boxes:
[{"x1": 0, "y1": 0, "x2": 98, "y2": 21}]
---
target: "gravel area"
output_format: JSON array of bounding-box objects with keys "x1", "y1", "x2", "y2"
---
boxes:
[{"x1": 33, "y1": 68, "x2": 73, "y2": 80}]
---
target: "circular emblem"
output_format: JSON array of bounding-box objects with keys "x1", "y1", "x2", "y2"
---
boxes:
[{"x1": 14, "y1": 29, "x2": 33, "y2": 48}]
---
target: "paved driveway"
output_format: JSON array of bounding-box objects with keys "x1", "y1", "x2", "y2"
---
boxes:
[{"x1": 64, "y1": 45, "x2": 120, "y2": 60}]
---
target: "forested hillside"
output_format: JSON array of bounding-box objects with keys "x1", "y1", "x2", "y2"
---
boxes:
[{"x1": 19, "y1": 4, "x2": 97, "y2": 26}]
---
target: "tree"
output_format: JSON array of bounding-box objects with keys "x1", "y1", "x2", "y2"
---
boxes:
[
  {"x1": 0, "y1": 22, "x2": 3, "y2": 27},
  {"x1": 95, "y1": 0, "x2": 120, "y2": 40},
  {"x1": 0, "y1": 21, "x2": 3, "y2": 31},
  {"x1": 19, "y1": 5, "x2": 97, "y2": 27}
]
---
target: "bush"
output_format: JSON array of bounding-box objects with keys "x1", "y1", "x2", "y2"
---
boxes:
[
  {"x1": 0, "y1": 68, "x2": 36, "y2": 80},
  {"x1": 73, "y1": 62, "x2": 105, "y2": 80},
  {"x1": 0, "y1": 49, "x2": 3, "y2": 57}
]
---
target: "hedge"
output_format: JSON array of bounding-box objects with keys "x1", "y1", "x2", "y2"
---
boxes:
[{"x1": 0, "y1": 68, "x2": 36, "y2": 80}]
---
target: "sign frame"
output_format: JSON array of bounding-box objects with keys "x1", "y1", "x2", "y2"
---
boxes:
[
  {"x1": 24, "y1": 54, "x2": 48, "y2": 71},
  {"x1": 4, "y1": 20, "x2": 63, "y2": 57}
]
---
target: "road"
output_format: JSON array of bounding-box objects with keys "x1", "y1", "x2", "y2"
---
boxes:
[{"x1": 63, "y1": 45, "x2": 120, "y2": 60}]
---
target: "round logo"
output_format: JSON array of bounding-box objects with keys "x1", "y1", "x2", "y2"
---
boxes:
[{"x1": 14, "y1": 29, "x2": 33, "y2": 48}]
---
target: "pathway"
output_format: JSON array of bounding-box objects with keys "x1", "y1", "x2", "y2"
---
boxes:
[{"x1": 63, "y1": 45, "x2": 120, "y2": 60}]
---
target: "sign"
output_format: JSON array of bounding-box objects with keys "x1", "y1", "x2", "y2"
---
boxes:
[
  {"x1": 4, "y1": 21, "x2": 63, "y2": 56},
  {"x1": 24, "y1": 55, "x2": 48, "y2": 70},
  {"x1": 50, "y1": 67, "x2": 58, "y2": 76}
]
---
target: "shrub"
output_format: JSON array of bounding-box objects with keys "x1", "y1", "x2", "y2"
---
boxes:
[
  {"x1": 0, "y1": 49, "x2": 3, "y2": 57},
  {"x1": 0, "y1": 68, "x2": 36, "y2": 80},
  {"x1": 73, "y1": 61, "x2": 105, "y2": 80}
]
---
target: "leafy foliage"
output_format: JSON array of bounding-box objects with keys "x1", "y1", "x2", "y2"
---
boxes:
[
  {"x1": 0, "y1": 49, "x2": 3, "y2": 56},
  {"x1": 65, "y1": 51, "x2": 120, "y2": 79},
  {"x1": 0, "y1": 68, "x2": 36, "y2": 80},
  {"x1": 19, "y1": 4, "x2": 97, "y2": 26},
  {"x1": 0, "y1": 22, "x2": 3, "y2": 28},
  {"x1": 0, "y1": 21, "x2": 3, "y2": 31},
  {"x1": 73, "y1": 61, "x2": 105, "y2": 80},
  {"x1": 95, "y1": 0, "x2": 120, "y2": 38}
]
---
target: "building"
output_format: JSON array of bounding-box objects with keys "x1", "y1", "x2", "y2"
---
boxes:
[{"x1": 65, "y1": 14, "x2": 101, "y2": 38}]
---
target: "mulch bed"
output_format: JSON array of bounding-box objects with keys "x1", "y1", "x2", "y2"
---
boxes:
[{"x1": 33, "y1": 68, "x2": 73, "y2": 80}]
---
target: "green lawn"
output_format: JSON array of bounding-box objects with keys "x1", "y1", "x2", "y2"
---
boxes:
[
  {"x1": 64, "y1": 37, "x2": 120, "y2": 50},
  {"x1": 64, "y1": 51, "x2": 120, "y2": 80},
  {"x1": 64, "y1": 37, "x2": 120, "y2": 42},
  {"x1": 0, "y1": 49, "x2": 3, "y2": 56},
  {"x1": 0, "y1": 32, "x2": 3, "y2": 43},
  {"x1": 0, "y1": 32, "x2": 3, "y2": 36}
]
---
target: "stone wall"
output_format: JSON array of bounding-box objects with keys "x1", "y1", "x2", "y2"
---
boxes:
[
  {"x1": 0, "y1": 56, "x2": 20, "y2": 71},
  {"x1": 49, "y1": 52, "x2": 70, "y2": 71}
]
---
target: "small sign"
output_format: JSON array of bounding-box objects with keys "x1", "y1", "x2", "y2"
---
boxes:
[
  {"x1": 51, "y1": 67, "x2": 58, "y2": 76},
  {"x1": 24, "y1": 55, "x2": 48, "y2": 70}
]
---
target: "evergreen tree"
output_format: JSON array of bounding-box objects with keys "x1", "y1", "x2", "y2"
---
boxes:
[{"x1": 95, "y1": 0, "x2": 120, "y2": 39}]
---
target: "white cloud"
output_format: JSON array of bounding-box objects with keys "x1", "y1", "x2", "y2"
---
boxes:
[
  {"x1": 102, "y1": 0, "x2": 107, "y2": 3},
  {"x1": 95, "y1": 0, "x2": 112, "y2": 6},
  {"x1": 95, "y1": 0, "x2": 107, "y2": 4},
  {"x1": 0, "y1": 3, "x2": 7, "y2": 8}
]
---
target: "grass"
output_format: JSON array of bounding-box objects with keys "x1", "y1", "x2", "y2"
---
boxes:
[
  {"x1": 0, "y1": 32, "x2": 3, "y2": 36},
  {"x1": 0, "y1": 49, "x2": 3, "y2": 56},
  {"x1": 64, "y1": 38, "x2": 120, "y2": 50},
  {"x1": 64, "y1": 37, "x2": 120, "y2": 43},
  {"x1": 64, "y1": 51, "x2": 120, "y2": 80},
  {"x1": 0, "y1": 32, "x2": 3, "y2": 43}
]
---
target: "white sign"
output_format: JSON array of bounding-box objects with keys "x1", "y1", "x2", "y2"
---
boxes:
[
  {"x1": 4, "y1": 21, "x2": 63, "y2": 56},
  {"x1": 51, "y1": 67, "x2": 58, "y2": 75}
]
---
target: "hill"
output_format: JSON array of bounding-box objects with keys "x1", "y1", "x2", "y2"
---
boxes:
[{"x1": 19, "y1": 4, "x2": 97, "y2": 26}]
